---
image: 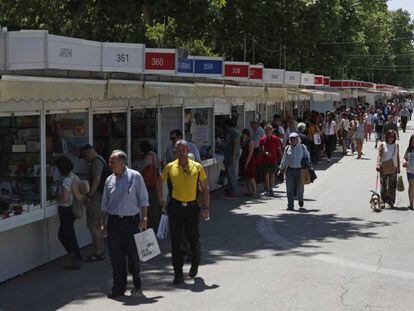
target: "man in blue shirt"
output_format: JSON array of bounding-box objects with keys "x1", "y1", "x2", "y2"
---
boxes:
[{"x1": 101, "y1": 150, "x2": 149, "y2": 299}]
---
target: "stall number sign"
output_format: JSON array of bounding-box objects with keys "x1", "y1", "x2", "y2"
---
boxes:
[
  {"x1": 224, "y1": 64, "x2": 249, "y2": 78},
  {"x1": 250, "y1": 67, "x2": 263, "y2": 80},
  {"x1": 194, "y1": 59, "x2": 222, "y2": 75},
  {"x1": 177, "y1": 58, "x2": 194, "y2": 74},
  {"x1": 145, "y1": 52, "x2": 176, "y2": 71},
  {"x1": 314, "y1": 76, "x2": 324, "y2": 85}
]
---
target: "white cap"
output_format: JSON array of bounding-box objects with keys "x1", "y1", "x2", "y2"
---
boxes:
[{"x1": 289, "y1": 132, "x2": 299, "y2": 138}]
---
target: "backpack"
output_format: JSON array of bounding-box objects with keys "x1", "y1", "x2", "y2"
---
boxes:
[{"x1": 92, "y1": 157, "x2": 112, "y2": 193}]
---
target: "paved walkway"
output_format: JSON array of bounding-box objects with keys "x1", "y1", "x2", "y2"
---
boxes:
[{"x1": 2, "y1": 124, "x2": 414, "y2": 311}]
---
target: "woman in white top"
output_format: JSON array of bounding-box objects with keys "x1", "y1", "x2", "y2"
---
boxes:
[
  {"x1": 323, "y1": 112, "x2": 337, "y2": 162},
  {"x1": 55, "y1": 156, "x2": 81, "y2": 269},
  {"x1": 403, "y1": 134, "x2": 414, "y2": 210},
  {"x1": 364, "y1": 108, "x2": 374, "y2": 141},
  {"x1": 376, "y1": 130, "x2": 400, "y2": 208},
  {"x1": 354, "y1": 114, "x2": 365, "y2": 159},
  {"x1": 339, "y1": 112, "x2": 350, "y2": 155}
]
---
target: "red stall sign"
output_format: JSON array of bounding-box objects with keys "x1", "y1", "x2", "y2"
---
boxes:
[
  {"x1": 249, "y1": 65, "x2": 263, "y2": 80},
  {"x1": 323, "y1": 77, "x2": 330, "y2": 86},
  {"x1": 314, "y1": 75, "x2": 324, "y2": 85},
  {"x1": 224, "y1": 62, "x2": 250, "y2": 80},
  {"x1": 145, "y1": 48, "x2": 176, "y2": 73},
  {"x1": 330, "y1": 80, "x2": 343, "y2": 87}
]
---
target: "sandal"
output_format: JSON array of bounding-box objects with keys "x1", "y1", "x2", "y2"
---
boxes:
[{"x1": 85, "y1": 253, "x2": 105, "y2": 262}]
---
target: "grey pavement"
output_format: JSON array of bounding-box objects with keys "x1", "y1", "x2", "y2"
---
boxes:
[{"x1": 2, "y1": 124, "x2": 414, "y2": 311}]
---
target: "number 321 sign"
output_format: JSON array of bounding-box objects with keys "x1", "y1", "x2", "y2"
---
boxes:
[{"x1": 145, "y1": 48, "x2": 176, "y2": 74}]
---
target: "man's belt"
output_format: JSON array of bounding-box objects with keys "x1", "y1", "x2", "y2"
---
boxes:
[{"x1": 170, "y1": 198, "x2": 198, "y2": 207}]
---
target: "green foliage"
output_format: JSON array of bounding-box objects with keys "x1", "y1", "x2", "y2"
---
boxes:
[{"x1": 0, "y1": 0, "x2": 413, "y2": 87}]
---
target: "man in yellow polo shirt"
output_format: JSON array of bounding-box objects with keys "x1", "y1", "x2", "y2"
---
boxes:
[{"x1": 158, "y1": 139, "x2": 210, "y2": 285}]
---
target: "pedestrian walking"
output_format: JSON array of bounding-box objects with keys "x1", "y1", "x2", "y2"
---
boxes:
[
  {"x1": 354, "y1": 114, "x2": 365, "y2": 159},
  {"x1": 79, "y1": 144, "x2": 110, "y2": 262},
  {"x1": 307, "y1": 116, "x2": 322, "y2": 163},
  {"x1": 223, "y1": 118, "x2": 241, "y2": 199},
  {"x1": 383, "y1": 115, "x2": 399, "y2": 140},
  {"x1": 55, "y1": 156, "x2": 82, "y2": 270},
  {"x1": 166, "y1": 129, "x2": 201, "y2": 163},
  {"x1": 240, "y1": 129, "x2": 257, "y2": 198},
  {"x1": 101, "y1": 150, "x2": 149, "y2": 299},
  {"x1": 374, "y1": 110, "x2": 385, "y2": 148},
  {"x1": 376, "y1": 130, "x2": 400, "y2": 209},
  {"x1": 339, "y1": 112, "x2": 350, "y2": 155},
  {"x1": 403, "y1": 134, "x2": 414, "y2": 210},
  {"x1": 364, "y1": 108, "x2": 374, "y2": 141},
  {"x1": 251, "y1": 120, "x2": 265, "y2": 184},
  {"x1": 278, "y1": 132, "x2": 310, "y2": 211},
  {"x1": 323, "y1": 112, "x2": 337, "y2": 162},
  {"x1": 399, "y1": 105, "x2": 410, "y2": 133},
  {"x1": 158, "y1": 140, "x2": 210, "y2": 284},
  {"x1": 260, "y1": 124, "x2": 283, "y2": 197},
  {"x1": 138, "y1": 140, "x2": 162, "y2": 231}
]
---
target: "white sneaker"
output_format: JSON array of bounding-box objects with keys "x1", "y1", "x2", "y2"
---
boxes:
[{"x1": 327, "y1": 158, "x2": 331, "y2": 163}]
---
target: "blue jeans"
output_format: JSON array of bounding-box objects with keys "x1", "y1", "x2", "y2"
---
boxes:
[
  {"x1": 286, "y1": 168, "x2": 304, "y2": 208},
  {"x1": 225, "y1": 159, "x2": 239, "y2": 196}
]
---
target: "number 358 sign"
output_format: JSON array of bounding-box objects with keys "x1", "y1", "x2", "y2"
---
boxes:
[{"x1": 145, "y1": 48, "x2": 176, "y2": 74}]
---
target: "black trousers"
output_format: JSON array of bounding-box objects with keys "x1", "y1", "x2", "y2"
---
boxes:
[
  {"x1": 401, "y1": 116, "x2": 408, "y2": 132},
  {"x1": 324, "y1": 134, "x2": 336, "y2": 159},
  {"x1": 167, "y1": 202, "x2": 201, "y2": 275},
  {"x1": 107, "y1": 214, "x2": 141, "y2": 294},
  {"x1": 58, "y1": 206, "x2": 81, "y2": 260}
]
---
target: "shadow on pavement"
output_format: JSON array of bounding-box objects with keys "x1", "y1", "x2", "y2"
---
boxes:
[{"x1": 0, "y1": 176, "x2": 396, "y2": 311}]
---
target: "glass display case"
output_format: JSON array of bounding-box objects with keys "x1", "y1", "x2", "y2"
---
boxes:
[
  {"x1": 184, "y1": 108, "x2": 213, "y2": 160},
  {"x1": 0, "y1": 115, "x2": 41, "y2": 219},
  {"x1": 45, "y1": 112, "x2": 89, "y2": 206}
]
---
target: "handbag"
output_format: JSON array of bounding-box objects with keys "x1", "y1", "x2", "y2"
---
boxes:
[
  {"x1": 397, "y1": 175, "x2": 405, "y2": 192},
  {"x1": 142, "y1": 154, "x2": 158, "y2": 188},
  {"x1": 70, "y1": 173, "x2": 89, "y2": 220},
  {"x1": 134, "y1": 228, "x2": 161, "y2": 262},
  {"x1": 301, "y1": 144, "x2": 311, "y2": 168},
  {"x1": 381, "y1": 144, "x2": 396, "y2": 175},
  {"x1": 313, "y1": 133, "x2": 322, "y2": 145},
  {"x1": 300, "y1": 168, "x2": 311, "y2": 185},
  {"x1": 309, "y1": 168, "x2": 317, "y2": 183},
  {"x1": 156, "y1": 214, "x2": 169, "y2": 240}
]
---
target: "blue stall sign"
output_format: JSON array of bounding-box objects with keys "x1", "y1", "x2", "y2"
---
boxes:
[
  {"x1": 177, "y1": 58, "x2": 194, "y2": 74},
  {"x1": 194, "y1": 57, "x2": 223, "y2": 77}
]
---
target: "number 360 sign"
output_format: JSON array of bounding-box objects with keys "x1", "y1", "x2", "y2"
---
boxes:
[{"x1": 145, "y1": 48, "x2": 176, "y2": 74}]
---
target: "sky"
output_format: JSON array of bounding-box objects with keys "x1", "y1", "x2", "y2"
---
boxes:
[{"x1": 388, "y1": 0, "x2": 414, "y2": 18}]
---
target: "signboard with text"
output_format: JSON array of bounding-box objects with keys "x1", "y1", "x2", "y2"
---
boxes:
[
  {"x1": 323, "y1": 77, "x2": 330, "y2": 86},
  {"x1": 301, "y1": 73, "x2": 315, "y2": 86},
  {"x1": 314, "y1": 75, "x2": 324, "y2": 86},
  {"x1": 249, "y1": 65, "x2": 264, "y2": 81},
  {"x1": 224, "y1": 61, "x2": 249, "y2": 80},
  {"x1": 48, "y1": 35, "x2": 102, "y2": 71},
  {"x1": 145, "y1": 48, "x2": 176, "y2": 75},
  {"x1": 177, "y1": 56, "x2": 194, "y2": 76},
  {"x1": 102, "y1": 42, "x2": 144, "y2": 73},
  {"x1": 264, "y1": 69, "x2": 285, "y2": 85},
  {"x1": 194, "y1": 56, "x2": 223, "y2": 78},
  {"x1": 284, "y1": 71, "x2": 301, "y2": 85}
]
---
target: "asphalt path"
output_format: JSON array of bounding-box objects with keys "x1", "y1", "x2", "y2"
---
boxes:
[{"x1": 1, "y1": 123, "x2": 414, "y2": 311}]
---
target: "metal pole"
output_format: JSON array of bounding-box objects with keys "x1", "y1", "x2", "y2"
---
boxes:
[
  {"x1": 252, "y1": 38, "x2": 255, "y2": 64},
  {"x1": 279, "y1": 45, "x2": 282, "y2": 69},
  {"x1": 284, "y1": 45, "x2": 287, "y2": 70},
  {"x1": 243, "y1": 35, "x2": 247, "y2": 62}
]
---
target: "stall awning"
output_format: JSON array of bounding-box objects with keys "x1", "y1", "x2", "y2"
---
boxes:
[
  {"x1": 107, "y1": 79, "x2": 144, "y2": 99},
  {"x1": 323, "y1": 91, "x2": 341, "y2": 101},
  {"x1": 144, "y1": 81, "x2": 196, "y2": 99},
  {"x1": 225, "y1": 86, "x2": 264, "y2": 98},
  {"x1": 266, "y1": 88, "x2": 287, "y2": 101},
  {"x1": 194, "y1": 83, "x2": 224, "y2": 97},
  {"x1": 288, "y1": 89, "x2": 309, "y2": 101},
  {"x1": 0, "y1": 75, "x2": 106, "y2": 102}
]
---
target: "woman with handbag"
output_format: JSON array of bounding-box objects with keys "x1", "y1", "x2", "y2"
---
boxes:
[
  {"x1": 376, "y1": 130, "x2": 400, "y2": 209},
  {"x1": 403, "y1": 134, "x2": 414, "y2": 210},
  {"x1": 55, "y1": 156, "x2": 82, "y2": 270},
  {"x1": 306, "y1": 116, "x2": 322, "y2": 164},
  {"x1": 239, "y1": 129, "x2": 258, "y2": 198},
  {"x1": 354, "y1": 114, "x2": 365, "y2": 159},
  {"x1": 139, "y1": 140, "x2": 161, "y2": 230}
]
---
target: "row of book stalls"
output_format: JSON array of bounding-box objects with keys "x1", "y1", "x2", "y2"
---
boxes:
[{"x1": 0, "y1": 29, "x2": 401, "y2": 282}]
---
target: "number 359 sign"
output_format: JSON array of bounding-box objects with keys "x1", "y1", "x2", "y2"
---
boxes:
[{"x1": 145, "y1": 48, "x2": 176, "y2": 74}]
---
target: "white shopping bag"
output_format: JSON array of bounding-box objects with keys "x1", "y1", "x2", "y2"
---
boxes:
[
  {"x1": 156, "y1": 214, "x2": 169, "y2": 240},
  {"x1": 134, "y1": 228, "x2": 161, "y2": 262},
  {"x1": 313, "y1": 133, "x2": 322, "y2": 145}
]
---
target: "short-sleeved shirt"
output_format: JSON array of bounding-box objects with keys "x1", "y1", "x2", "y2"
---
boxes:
[
  {"x1": 374, "y1": 116, "x2": 385, "y2": 131},
  {"x1": 260, "y1": 135, "x2": 282, "y2": 164},
  {"x1": 59, "y1": 176, "x2": 74, "y2": 207},
  {"x1": 253, "y1": 127, "x2": 265, "y2": 148},
  {"x1": 224, "y1": 128, "x2": 241, "y2": 161},
  {"x1": 101, "y1": 167, "x2": 149, "y2": 216},
  {"x1": 162, "y1": 159, "x2": 207, "y2": 202},
  {"x1": 91, "y1": 156, "x2": 105, "y2": 181},
  {"x1": 405, "y1": 150, "x2": 414, "y2": 174}
]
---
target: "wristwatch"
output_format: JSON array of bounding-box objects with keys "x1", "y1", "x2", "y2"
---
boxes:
[{"x1": 143, "y1": 217, "x2": 148, "y2": 221}]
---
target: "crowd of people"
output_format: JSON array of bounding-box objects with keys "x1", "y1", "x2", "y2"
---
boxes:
[{"x1": 50, "y1": 95, "x2": 414, "y2": 299}]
